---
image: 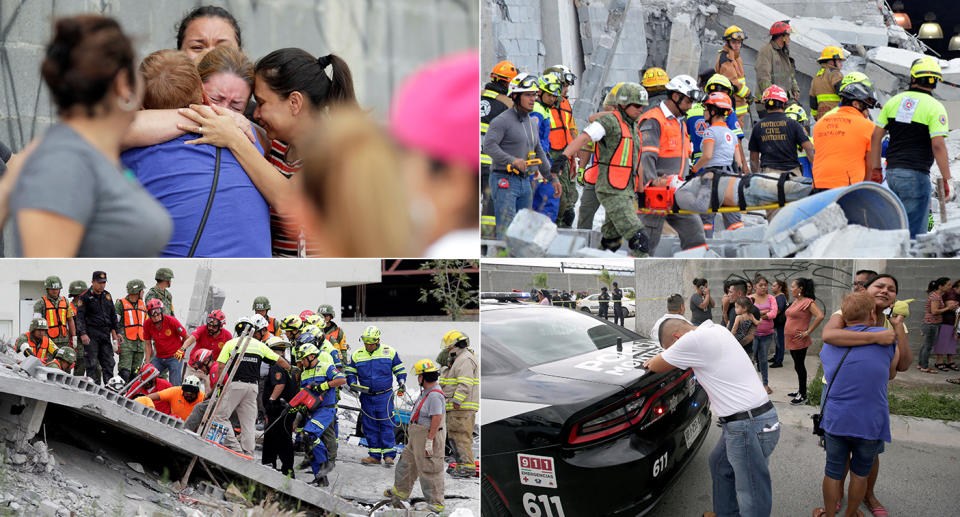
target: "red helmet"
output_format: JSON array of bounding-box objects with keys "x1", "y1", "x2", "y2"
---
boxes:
[
  {"x1": 139, "y1": 363, "x2": 159, "y2": 378},
  {"x1": 704, "y1": 92, "x2": 733, "y2": 111},
  {"x1": 146, "y1": 299, "x2": 164, "y2": 312},
  {"x1": 207, "y1": 310, "x2": 226, "y2": 324},
  {"x1": 761, "y1": 85, "x2": 788, "y2": 104},
  {"x1": 190, "y1": 348, "x2": 213, "y2": 369},
  {"x1": 770, "y1": 20, "x2": 791, "y2": 37},
  {"x1": 299, "y1": 310, "x2": 315, "y2": 320}
]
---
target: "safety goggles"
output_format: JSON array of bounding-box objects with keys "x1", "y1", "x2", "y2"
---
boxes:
[
  {"x1": 206, "y1": 318, "x2": 222, "y2": 327},
  {"x1": 361, "y1": 337, "x2": 378, "y2": 345},
  {"x1": 515, "y1": 75, "x2": 538, "y2": 90},
  {"x1": 148, "y1": 309, "x2": 162, "y2": 317},
  {"x1": 686, "y1": 90, "x2": 708, "y2": 103},
  {"x1": 541, "y1": 82, "x2": 561, "y2": 96},
  {"x1": 726, "y1": 31, "x2": 745, "y2": 41},
  {"x1": 561, "y1": 72, "x2": 576, "y2": 86}
]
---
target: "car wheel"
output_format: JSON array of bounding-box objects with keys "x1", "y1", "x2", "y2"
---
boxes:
[{"x1": 580, "y1": 307, "x2": 591, "y2": 313}]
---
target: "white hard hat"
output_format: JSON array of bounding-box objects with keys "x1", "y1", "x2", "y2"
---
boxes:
[
  {"x1": 510, "y1": 73, "x2": 539, "y2": 95},
  {"x1": 666, "y1": 74, "x2": 706, "y2": 102}
]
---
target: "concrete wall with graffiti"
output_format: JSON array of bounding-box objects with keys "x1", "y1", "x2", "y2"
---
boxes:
[{"x1": 0, "y1": 0, "x2": 478, "y2": 151}]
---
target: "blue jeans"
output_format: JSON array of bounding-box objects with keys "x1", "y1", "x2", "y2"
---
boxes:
[
  {"x1": 150, "y1": 356, "x2": 182, "y2": 386},
  {"x1": 773, "y1": 327, "x2": 785, "y2": 365},
  {"x1": 886, "y1": 167, "x2": 931, "y2": 238},
  {"x1": 710, "y1": 407, "x2": 780, "y2": 517},
  {"x1": 490, "y1": 171, "x2": 533, "y2": 239},
  {"x1": 919, "y1": 322, "x2": 941, "y2": 369},
  {"x1": 753, "y1": 334, "x2": 773, "y2": 385},
  {"x1": 824, "y1": 433, "x2": 882, "y2": 479}
]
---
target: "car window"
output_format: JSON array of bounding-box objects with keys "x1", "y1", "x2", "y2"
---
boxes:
[
  {"x1": 483, "y1": 307, "x2": 643, "y2": 367},
  {"x1": 588, "y1": 295, "x2": 598, "y2": 301}
]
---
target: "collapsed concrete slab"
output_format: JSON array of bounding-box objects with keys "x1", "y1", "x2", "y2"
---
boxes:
[
  {"x1": 505, "y1": 209, "x2": 558, "y2": 257},
  {"x1": 796, "y1": 226, "x2": 910, "y2": 257},
  {"x1": 790, "y1": 17, "x2": 888, "y2": 48}
]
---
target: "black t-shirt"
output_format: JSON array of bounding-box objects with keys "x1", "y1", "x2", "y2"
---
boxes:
[
  {"x1": 727, "y1": 303, "x2": 761, "y2": 331},
  {"x1": 748, "y1": 112, "x2": 810, "y2": 171},
  {"x1": 262, "y1": 363, "x2": 297, "y2": 406}
]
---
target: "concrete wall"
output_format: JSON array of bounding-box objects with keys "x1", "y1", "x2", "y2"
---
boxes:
[
  {"x1": 0, "y1": 258, "x2": 382, "y2": 338},
  {"x1": 480, "y1": 262, "x2": 636, "y2": 294},
  {"x1": 760, "y1": 0, "x2": 884, "y2": 25},
  {"x1": 0, "y1": 0, "x2": 478, "y2": 151}
]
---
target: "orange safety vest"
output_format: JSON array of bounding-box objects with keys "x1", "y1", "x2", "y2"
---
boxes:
[
  {"x1": 595, "y1": 110, "x2": 640, "y2": 191},
  {"x1": 268, "y1": 317, "x2": 277, "y2": 336},
  {"x1": 23, "y1": 333, "x2": 54, "y2": 362},
  {"x1": 120, "y1": 298, "x2": 146, "y2": 341},
  {"x1": 548, "y1": 97, "x2": 575, "y2": 151},
  {"x1": 583, "y1": 144, "x2": 600, "y2": 185},
  {"x1": 43, "y1": 296, "x2": 69, "y2": 339},
  {"x1": 325, "y1": 325, "x2": 346, "y2": 350},
  {"x1": 639, "y1": 106, "x2": 691, "y2": 179}
]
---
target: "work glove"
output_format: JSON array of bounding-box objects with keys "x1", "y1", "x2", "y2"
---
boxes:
[
  {"x1": 424, "y1": 436, "x2": 434, "y2": 457},
  {"x1": 944, "y1": 181, "x2": 953, "y2": 202},
  {"x1": 576, "y1": 167, "x2": 586, "y2": 186},
  {"x1": 550, "y1": 157, "x2": 567, "y2": 176},
  {"x1": 313, "y1": 381, "x2": 330, "y2": 392},
  {"x1": 397, "y1": 382, "x2": 406, "y2": 396},
  {"x1": 174, "y1": 348, "x2": 185, "y2": 360}
]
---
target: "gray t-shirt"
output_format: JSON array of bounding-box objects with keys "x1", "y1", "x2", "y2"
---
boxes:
[
  {"x1": 413, "y1": 386, "x2": 446, "y2": 427},
  {"x1": 11, "y1": 124, "x2": 172, "y2": 257},
  {"x1": 703, "y1": 124, "x2": 738, "y2": 169},
  {"x1": 690, "y1": 292, "x2": 713, "y2": 325}
]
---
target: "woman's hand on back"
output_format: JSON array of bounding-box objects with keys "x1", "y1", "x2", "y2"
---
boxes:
[{"x1": 178, "y1": 104, "x2": 253, "y2": 148}]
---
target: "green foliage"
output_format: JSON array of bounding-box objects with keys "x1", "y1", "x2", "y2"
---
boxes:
[
  {"x1": 417, "y1": 260, "x2": 479, "y2": 321},
  {"x1": 529, "y1": 272, "x2": 549, "y2": 290},
  {"x1": 595, "y1": 268, "x2": 617, "y2": 289}
]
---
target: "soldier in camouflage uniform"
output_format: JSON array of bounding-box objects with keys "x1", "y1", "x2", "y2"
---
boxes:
[
  {"x1": 317, "y1": 304, "x2": 348, "y2": 364},
  {"x1": 33, "y1": 276, "x2": 75, "y2": 353},
  {"x1": 68, "y1": 280, "x2": 91, "y2": 377},
  {"x1": 115, "y1": 279, "x2": 147, "y2": 382},
  {"x1": 16, "y1": 318, "x2": 59, "y2": 363},
  {"x1": 146, "y1": 268, "x2": 175, "y2": 318},
  {"x1": 254, "y1": 296, "x2": 278, "y2": 337},
  {"x1": 558, "y1": 82, "x2": 651, "y2": 256}
]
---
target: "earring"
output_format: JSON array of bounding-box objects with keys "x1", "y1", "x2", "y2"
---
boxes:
[{"x1": 117, "y1": 96, "x2": 138, "y2": 112}]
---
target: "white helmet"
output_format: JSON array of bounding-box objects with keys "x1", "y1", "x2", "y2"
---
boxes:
[
  {"x1": 666, "y1": 74, "x2": 706, "y2": 102},
  {"x1": 234, "y1": 316, "x2": 255, "y2": 335},
  {"x1": 182, "y1": 375, "x2": 202, "y2": 391},
  {"x1": 510, "y1": 73, "x2": 538, "y2": 95},
  {"x1": 106, "y1": 375, "x2": 126, "y2": 392},
  {"x1": 250, "y1": 314, "x2": 270, "y2": 332}
]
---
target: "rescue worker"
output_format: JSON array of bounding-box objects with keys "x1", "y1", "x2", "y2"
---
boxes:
[
  {"x1": 784, "y1": 103, "x2": 813, "y2": 178},
  {"x1": 641, "y1": 67, "x2": 670, "y2": 114},
  {"x1": 716, "y1": 26, "x2": 752, "y2": 124},
  {"x1": 188, "y1": 348, "x2": 219, "y2": 394},
  {"x1": 68, "y1": 280, "x2": 89, "y2": 377},
  {"x1": 214, "y1": 315, "x2": 290, "y2": 455},
  {"x1": 74, "y1": 271, "x2": 121, "y2": 385},
  {"x1": 811, "y1": 81, "x2": 878, "y2": 191},
  {"x1": 143, "y1": 299, "x2": 187, "y2": 386},
  {"x1": 748, "y1": 85, "x2": 815, "y2": 176},
  {"x1": 295, "y1": 328, "x2": 342, "y2": 468},
  {"x1": 253, "y1": 296, "x2": 278, "y2": 337},
  {"x1": 558, "y1": 82, "x2": 651, "y2": 256},
  {"x1": 598, "y1": 286, "x2": 611, "y2": 320},
  {"x1": 146, "y1": 375, "x2": 205, "y2": 421},
  {"x1": 483, "y1": 73, "x2": 557, "y2": 238},
  {"x1": 544, "y1": 65, "x2": 581, "y2": 228},
  {"x1": 16, "y1": 318, "x2": 59, "y2": 363},
  {"x1": 317, "y1": 304, "x2": 348, "y2": 364},
  {"x1": 262, "y1": 335, "x2": 297, "y2": 477},
  {"x1": 531, "y1": 74, "x2": 559, "y2": 162},
  {"x1": 439, "y1": 331, "x2": 478, "y2": 478},
  {"x1": 280, "y1": 313, "x2": 305, "y2": 342},
  {"x1": 49, "y1": 346, "x2": 77, "y2": 372},
  {"x1": 146, "y1": 268, "x2": 175, "y2": 317},
  {"x1": 639, "y1": 75, "x2": 708, "y2": 254},
  {"x1": 126, "y1": 363, "x2": 173, "y2": 415},
  {"x1": 345, "y1": 325, "x2": 406, "y2": 466},
  {"x1": 33, "y1": 275, "x2": 75, "y2": 354},
  {"x1": 870, "y1": 56, "x2": 952, "y2": 239},
  {"x1": 809, "y1": 46, "x2": 845, "y2": 120},
  {"x1": 686, "y1": 73, "x2": 747, "y2": 237},
  {"x1": 755, "y1": 20, "x2": 800, "y2": 103},
  {"x1": 114, "y1": 279, "x2": 147, "y2": 382},
  {"x1": 612, "y1": 282, "x2": 625, "y2": 326},
  {"x1": 180, "y1": 310, "x2": 232, "y2": 366},
  {"x1": 577, "y1": 83, "x2": 624, "y2": 230},
  {"x1": 384, "y1": 359, "x2": 446, "y2": 513},
  {"x1": 481, "y1": 60, "x2": 518, "y2": 239},
  {"x1": 294, "y1": 340, "x2": 345, "y2": 486}
]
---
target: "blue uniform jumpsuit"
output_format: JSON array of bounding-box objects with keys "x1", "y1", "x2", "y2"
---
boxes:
[
  {"x1": 345, "y1": 344, "x2": 406, "y2": 460},
  {"x1": 300, "y1": 355, "x2": 343, "y2": 476}
]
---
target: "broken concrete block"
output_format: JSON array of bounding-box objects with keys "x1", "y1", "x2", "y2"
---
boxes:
[
  {"x1": 665, "y1": 12, "x2": 702, "y2": 78},
  {"x1": 574, "y1": 247, "x2": 622, "y2": 258},
  {"x1": 864, "y1": 61, "x2": 901, "y2": 98},
  {"x1": 768, "y1": 230, "x2": 801, "y2": 257},
  {"x1": 505, "y1": 209, "x2": 558, "y2": 257},
  {"x1": 721, "y1": 225, "x2": 766, "y2": 242},
  {"x1": 791, "y1": 17, "x2": 888, "y2": 48},
  {"x1": 38, "y1": 500, "x2": 58, "y2": 517},
  {"x1": 866, "y1": 46, "x2": 923, "y2": 78},
  {"x1": 736, "y1": 243, "x2": 772, "y2": 258},
  {"x1": 792, "y1": 223, "x2": 821, "y2": 244},
  {"x1": 797, "y1": 226, "x2": 909, "y2": 257},
  {"x1": 936, "y1": 220, "x2": 960, "y2": 254},
  {"x1": 673, "y1": 246, "x2": 709, "y2": 258},
  {"x1": 546, "y1": 234, "x2": 587, "y2": 257}
]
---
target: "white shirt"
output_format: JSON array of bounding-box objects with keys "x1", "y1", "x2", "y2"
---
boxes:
[
  {"x1": 650, "y1": 313, "x2": 690, "y2": 346},
  {"x1": 424, "y1": 229, "x2": 478, "y2": 257},
  {"x1": 660, "y1": 320, "x2": 769, "y2": 417}
]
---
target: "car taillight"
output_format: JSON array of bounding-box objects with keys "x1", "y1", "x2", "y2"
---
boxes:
[{"x1": 567, "y1": 370, "x2": 693, "y2": 446}]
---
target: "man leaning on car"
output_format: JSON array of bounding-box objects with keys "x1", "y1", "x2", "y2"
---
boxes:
[{"x1": 644, "y1": 318, "x2": 780, "y2": 517}]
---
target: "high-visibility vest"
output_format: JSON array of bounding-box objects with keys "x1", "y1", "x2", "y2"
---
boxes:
[
  {"x1": 639, "y1": 106, "x2": 691, "y2": 180},
  {"x1": 584, "y1": 144, "x2": 600, "y2": 185},
  {"x1": 268, "y1": 317, "x2": 277, "y2": 336},
  {"x1": 596, "y1": 110, "x2": 640, "y2": 191},
  {"x1": 548, "y1": 97, "x2": 575, "y2": 151},
  {"x1": 43, "y1": 296, "x2": 69, "y2": 339},
  {"x1": 23, "y1": 333, "x2": 54, "y2": 362},
  {"x1": 120, "y1": 298, "x2": 146, "y2": 341}
]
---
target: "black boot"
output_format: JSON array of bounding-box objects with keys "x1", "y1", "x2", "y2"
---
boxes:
[
  {"x1": 119, "y1": 368, "x2": 131, "y2": 383},
  {"x1": 600, "y1": 236, "x2": 622, "y2": 252}
]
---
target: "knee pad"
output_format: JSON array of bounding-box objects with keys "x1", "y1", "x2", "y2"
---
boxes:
[
  {"x1": 629, "y1": 229, "x2": 650, "y2": 254},
  {"x1": 600, "y1": 236, "x2": 622, "y2": 252},
  {"x1": 561, "y1": 208, "x2": 575, "y2": 227}
]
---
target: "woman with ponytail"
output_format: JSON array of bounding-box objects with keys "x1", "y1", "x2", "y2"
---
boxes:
[
  {"x1": 178, "y1": 48, "x2": 357, "y2": 256},
  {"x1": 919, "y1": 277, "x2": 954, "y2": 373}
]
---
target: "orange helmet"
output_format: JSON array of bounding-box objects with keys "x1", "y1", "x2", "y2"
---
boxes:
[
  {"x1": 770, "y1": 20, "x2": 791, "y2": 36},
  {"x1": 704, "y1": 92, "x2": 733, "y2": 111},
  {"x1": 491, "y1": 60, "x2": 518, "y2": 82}
]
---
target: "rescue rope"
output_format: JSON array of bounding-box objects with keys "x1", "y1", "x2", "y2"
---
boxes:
[{"x1": 637, "y1": 202, "x2": 786, "y2": 215}]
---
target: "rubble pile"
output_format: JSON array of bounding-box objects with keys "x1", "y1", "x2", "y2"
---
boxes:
[{"x1": 501, "y1": 209, "x2": 624, "y2": 257}]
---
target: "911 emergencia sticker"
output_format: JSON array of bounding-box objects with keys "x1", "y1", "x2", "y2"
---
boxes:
[{"x1": 518, "y1": 453, "x2": 557, "y2": 488}]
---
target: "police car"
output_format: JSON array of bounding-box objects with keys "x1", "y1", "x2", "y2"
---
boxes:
[
  {"x1": 480, "y1": 293, "x2": 710, "y2": 517},
  {"x1": 576, "y1": 293, "x2": 637, "y2": 317}
]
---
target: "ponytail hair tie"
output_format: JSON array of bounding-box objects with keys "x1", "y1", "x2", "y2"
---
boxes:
[{"x1": 317, "y1": 54, "x2": 333, "y2": 68}]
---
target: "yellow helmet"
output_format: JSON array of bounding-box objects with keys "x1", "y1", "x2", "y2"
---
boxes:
[
  {"x1": 910, "y1": 56, "x2": 942, "y2": 81},
  {"x1": 705, "y1": 74, "x2": 734, "y2": 95},
  {"x1": 784, "y1": 103, "x2": 809, "y2": 125},
  {"x1": 723, "y1": 25, "x2": 746, "y2": 41},
  {"x1": 413, "y1": 359, "x2": 439, "y2": 375},
  {"x1": 602, "y1": 82, "x2": 626, "y2": 108},
  {"x1": 441, "y1": 329, "x2": 470, "y2": 349},
  {"x1": 642, "y1": 67, "x2": 669, "y2": 88},
  {"x1": 818, "y1": 46, "x2": 845, "y2": 63}
]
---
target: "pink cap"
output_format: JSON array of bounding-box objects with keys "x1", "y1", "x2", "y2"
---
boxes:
[{"x1": 389, "y1": 50, "x2": 479, "y2": 173}]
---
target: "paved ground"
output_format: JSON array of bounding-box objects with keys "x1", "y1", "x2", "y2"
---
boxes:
[{"x1": 645, "y1": 346, "x2": 960, "y2": 517}]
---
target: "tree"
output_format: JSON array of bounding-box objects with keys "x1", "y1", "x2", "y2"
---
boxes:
[
  {"x1": 528, "y1": 273, "x2": 549, "y2": 290},
  {"x1": 595, "y1": 268, "x2": 617, "y2": 289},
  {"x1": 418, "y1": 260, "x2": 478, "y2": 321}
]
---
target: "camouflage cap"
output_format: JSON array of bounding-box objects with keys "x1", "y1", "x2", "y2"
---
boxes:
[
  {"x1": 155, "y1": 268, "x2": 174, "y2": 281},
  {"x1": 253, "y1": 296, "x2": 271, "y2": 311},
  {"x1": 614, "y1": 82, "x2": 649, "y2": 107},
  {"x1": 44, "y1": 276, "x2": 63, "y2": 290},
  {"x1": 68, "y1": 280, "x2": 88, "y2": 296},
  {"x1": 126, "y1": 279, "x2": 146, "y2": 295},
  {"x1": 29, "y1": 317, "x2": 49, "y2": 332},
  {"x1": 56, "y1": 346, "x2": 77, "y2": 363},
  {"x1": 317, "y1": 304, "x2": 335, "y2": 318}
]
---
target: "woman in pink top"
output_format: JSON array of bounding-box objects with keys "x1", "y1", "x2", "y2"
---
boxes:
[
  {"x1": 919, "y1": 277, "x2": 954, "y2": 373},
  {"x1": 750, "y1": 276, "x2": 777, "y2": 393},
  {"x1": 784, "y1": 278, "x2": 824, "y2": 405}
]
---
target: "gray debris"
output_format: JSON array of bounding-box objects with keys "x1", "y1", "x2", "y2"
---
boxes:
[
  {"x1": 505, "y1": 209, "x2": 558, "y2": 257},
  {"x1": 127, "y1": 461, "x2": 145, "y2": 474}
]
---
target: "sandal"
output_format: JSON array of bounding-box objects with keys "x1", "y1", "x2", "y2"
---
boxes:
[
  {"x1": 936, "y1": 363, "x2": 950, "y2": 371},
  {"x1": 947, "y1": 363, "x2": 960, "y2": 371},
  {"x1": 920, "y1": 367, "x2": 940, "y2": 374},
  {"x1": 947, "y1": 378, "x2": 960, "y2": 385},
  {"x1": 864, "y1": 502, "x2": 888, "y2": 517}
]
